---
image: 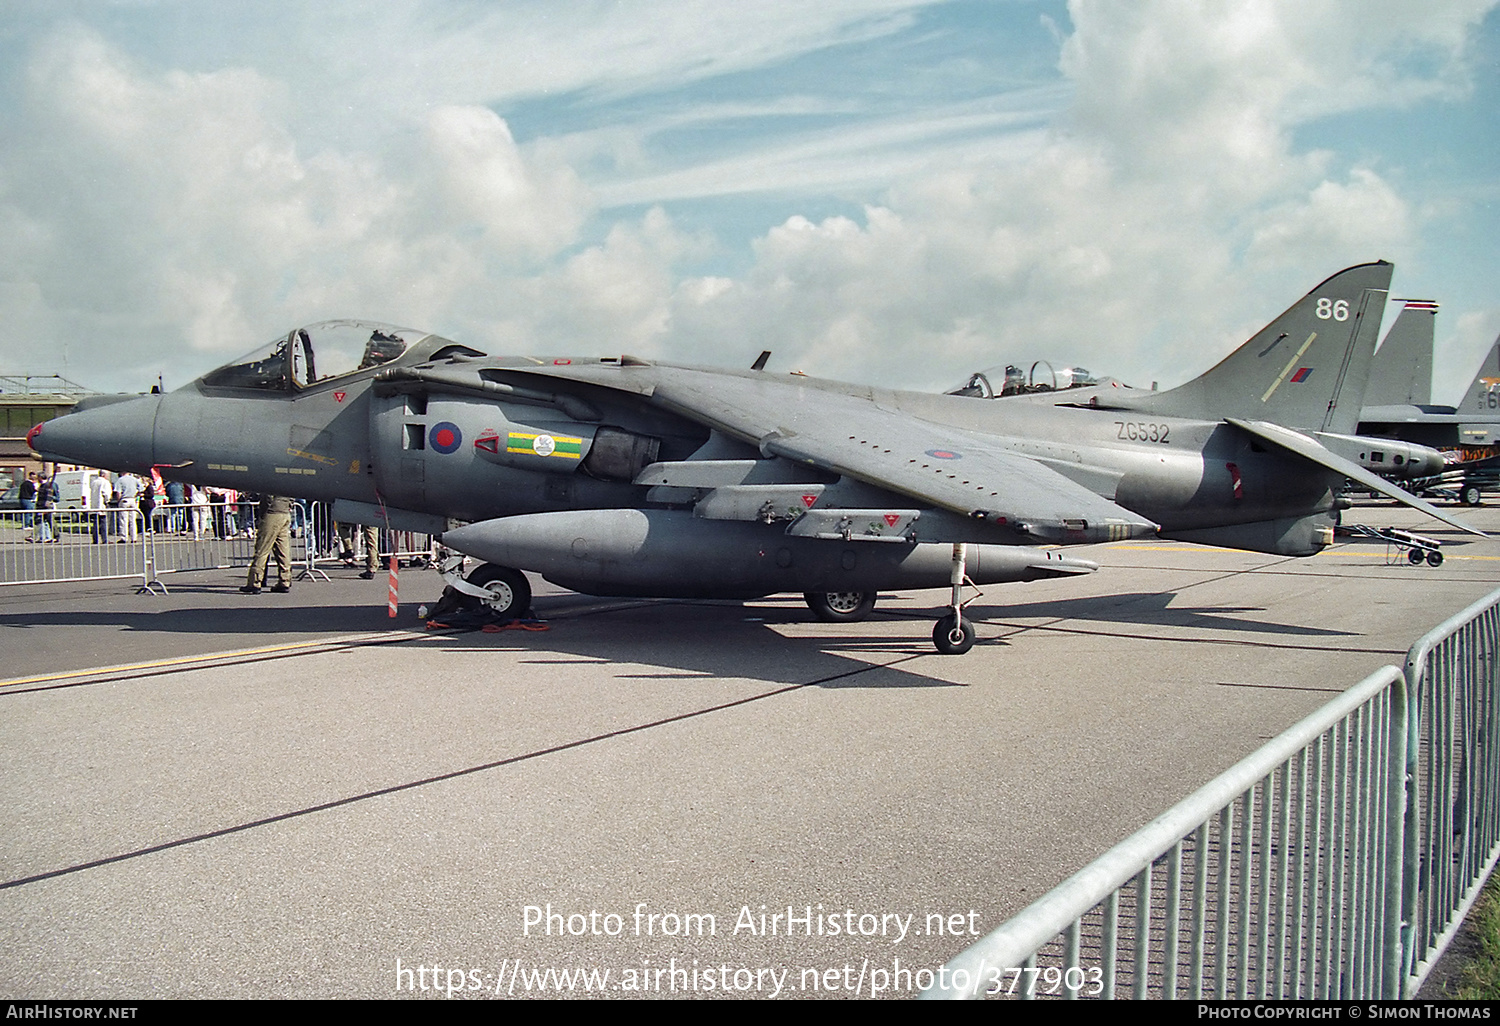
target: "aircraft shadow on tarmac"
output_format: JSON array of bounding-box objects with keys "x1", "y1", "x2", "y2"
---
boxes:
[
  {"x1": 0, "y1": 581, "x2": 1353, "y2": 694},
  {"x1": 0, "y1": 600, "x2": 388, "y2": 637},
  {"x1": 421, "y1": 596, "x2": 963, "y2": 689},
  {"x1": 0, "y1": 592, "x2": 962, "y2": 690},
  {"x1": 412, "y1": 584, "x2": 1356, "y2": 689},
  {"x1": 957, "y1": 591, "x2": 1358, "y2": 638}
]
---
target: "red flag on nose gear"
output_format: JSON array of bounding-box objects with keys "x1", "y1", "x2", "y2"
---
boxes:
[{"x1": 1227, "y1": 462, "x2": 1244, "y2": 500}]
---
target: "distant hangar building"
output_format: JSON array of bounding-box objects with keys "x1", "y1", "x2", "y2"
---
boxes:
[{"x1": 1, "y1": 374, "x2": 95, "y2": 488}]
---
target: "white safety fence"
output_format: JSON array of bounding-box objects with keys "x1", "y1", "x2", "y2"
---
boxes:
[
  {"x1": 923, "y1": 585, "x2": 1500, "y2": 1000},
  {"x1": 1402, "y1": 590, "x2": 1500, "y2": 994},
  {"x1": 0, "y1": 507, "x2": 157, "y2": 587},
  {"x1": 144, "y1": 501, "x2": 260, "y2": 580},
  {"x1": 299, "y1": 501, "x2": 437, "y2": 578},
  {"x1": 921, "y1": 666, "x2": 1407, "y2": 999},
  {"x1": 1, "y1": 501, "x2": 439, "y2": 589}
]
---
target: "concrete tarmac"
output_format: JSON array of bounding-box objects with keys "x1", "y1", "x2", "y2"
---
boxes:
[{"x1": 1, "y1": 504, "x2": 1497, "y2": 999}]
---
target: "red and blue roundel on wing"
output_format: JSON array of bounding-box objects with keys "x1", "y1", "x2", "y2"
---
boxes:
[
  {"x1": 430, "y1": 421, "x2": 462, "y2": 454},
  {"x1": 925, "y1": 448, "x2": 961, "y2": 460}
]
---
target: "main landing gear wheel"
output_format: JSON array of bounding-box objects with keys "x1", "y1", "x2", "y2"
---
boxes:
[
  {"x1": 932, "y1": 614, "x2": 976, "y2": 655},
  {"x1": 805, "y1": 591, "x2": 877, "y2": 622},
  {"x1": 465, "y1": 564, "x2": 531, "y2": 619},
  {"x1": 1462, "y1": 483, "x2": 1483, "y2": 506}
]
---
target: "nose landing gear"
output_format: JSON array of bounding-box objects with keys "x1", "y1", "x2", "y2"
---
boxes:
[{"x1": 436, "y1": 557, "x2": 533, "y2": 620}]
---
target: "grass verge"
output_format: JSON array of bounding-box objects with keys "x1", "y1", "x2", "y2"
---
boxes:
[{"x1": 1453, "y1": 878, "x2": 1500, "y2": 999}]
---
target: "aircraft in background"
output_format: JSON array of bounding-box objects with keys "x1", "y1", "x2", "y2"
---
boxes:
[
  {"x1": 1365, "y1": 300, "x2": 1437, "y2": 408},
  {"x1": 1358, "y1": 306, "x2": 1500, "y2": 451},
  {"x1": 29, "y1": 261, "x2": 1481, "y2": 653},
  {"x1": 1353, "y1": 302, "x2": 1500, "y2": 504}
]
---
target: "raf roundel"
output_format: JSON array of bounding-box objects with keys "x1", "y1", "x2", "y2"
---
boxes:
[
  {"x1": 925, "y1": 448, "x2": 962, "y2": 460},
  {"x1": 430, "y1": 421, "x2": 463, "y2": 454}
]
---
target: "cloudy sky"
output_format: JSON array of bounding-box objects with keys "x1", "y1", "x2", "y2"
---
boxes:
[{"x1": 2, "y1": 0, "x2": 1497, "y2": 401}]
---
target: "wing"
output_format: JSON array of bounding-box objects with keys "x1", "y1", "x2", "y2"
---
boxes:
[
  {"x1": 637, "y1": 366, "x2": 1158, "y2": 544},
  {"x1": 757, "y1": 413, "x2": 1155, "y2": 544}
]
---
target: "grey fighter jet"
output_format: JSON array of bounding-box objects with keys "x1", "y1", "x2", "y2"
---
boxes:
[
  {"x1": 1355, "y1": 303, "x2": 1500, "y2": 503},
  {"x1": 29, "y1": 261, "x2": 1479, "y2": 653},
  {"x1": 1366, "y1": 300, "x2": 1438, "y2": 408},
  {"x1": 1359, "y1": 311, "x2": 1500, "y2": 452}
]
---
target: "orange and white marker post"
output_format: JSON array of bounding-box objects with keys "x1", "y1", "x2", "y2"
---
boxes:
[{"x1": 387, "y1": 555, "x2": 399, "y2": 618}]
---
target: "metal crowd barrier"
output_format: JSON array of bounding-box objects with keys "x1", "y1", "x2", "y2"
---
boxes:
[
  {"x1": 299, "y1": 500, "x2": 436, "y2": 578},
  {"x1": 0, "y1": 501, "x2": 260, "y2": 590},
  {"x1": 144, "y1": 502, "x2": 259, "y2": 583},
  {"x1": 924, "y1": 585, "x2": 1500, "y2": 1000},
  {"x1": 921, "y1": 666, "x2": 1408, "y2": 1000},
  {"x1": 0, "y1": 508, "x2": 153, "y2": 587},
  {"x1": 1402, "y1": 589, "x2": 1500, "y2": 994},
  {"x1": 1, "y1": 500, "x2": 437, "y2": 590}
]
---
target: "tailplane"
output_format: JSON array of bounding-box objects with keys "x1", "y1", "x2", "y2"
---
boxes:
[{"x1": 1121, "y1": 261, "x2": 1392, "y2": 432}]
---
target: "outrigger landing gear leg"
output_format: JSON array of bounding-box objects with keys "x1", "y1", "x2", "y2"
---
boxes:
[{"x1": 932, "y1": 542, "x2": 976, "y2": 655}]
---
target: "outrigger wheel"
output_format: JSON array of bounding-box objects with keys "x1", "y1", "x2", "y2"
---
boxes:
[
  {"x1": 804, "y1": 591, "x2": 877, "y2": 622},
  {"x1": 933, "y1": 613, "x2": 976, "y2": 655},
  {"x1": 931, "y1": 541, "x2": 977, "y2": 655},
  {"x1": 464, "y1": 563, "x2": 532, "y2": 619}
]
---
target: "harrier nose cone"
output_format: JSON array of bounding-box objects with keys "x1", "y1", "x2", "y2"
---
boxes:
[{"x1": 29, "y1": 394, "x2": 160, "y2": 473}]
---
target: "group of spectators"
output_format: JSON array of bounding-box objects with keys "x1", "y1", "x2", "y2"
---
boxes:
[
  {"x1": 156, "y1": 479, "x2": 253, "y2": 539},
  {"x1": 16, "y1": 471, "x2": 393, "y2": 591},
  {"x1": 18, "y1": 471, "x2": 59, "y2": 542},
  {"x1": 17, "y1": 469, "x2": 255, "y2": 544}
]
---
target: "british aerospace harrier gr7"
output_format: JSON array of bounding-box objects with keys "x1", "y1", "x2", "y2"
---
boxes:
[{"x1": 30, "y1": 261, "x2": 1478, "y2": 653}]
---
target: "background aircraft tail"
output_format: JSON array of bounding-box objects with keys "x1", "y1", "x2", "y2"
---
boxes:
[
  {"x1": 1365, "y1": 300, "x2": 1436, "y2": 406},
  {"x1": 1123, "y1": 261, "x2": 1393, "y2": 432},
  {"x1": 1459, "y1": 332, "x2": 1500, "y2": 415}
]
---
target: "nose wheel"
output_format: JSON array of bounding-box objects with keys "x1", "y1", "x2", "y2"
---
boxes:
[
  {"x1": 464, "y1": 564, "x2": 532, "y2": 619},
  {"x1": 438, "y1": 557, "x2": 533, "y2": 620}
]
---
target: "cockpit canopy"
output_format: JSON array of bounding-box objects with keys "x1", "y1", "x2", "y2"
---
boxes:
[
  {"x1": 947, "y1": 361, "x2": 1123, "y2": 398},
  {"x1": 199, "y1": 321, "x2": 429, "y2": 392}
]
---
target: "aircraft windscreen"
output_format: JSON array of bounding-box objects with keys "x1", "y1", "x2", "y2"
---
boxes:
[{"x1": 200, "y1": 321, "x2": 426, "y2": 391}]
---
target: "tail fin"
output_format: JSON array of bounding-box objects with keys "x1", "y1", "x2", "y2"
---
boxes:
[
  {"x1": 1366, "y1": 300, "x2": 1436, "y2": 406},
  {"x1": 1123, "y1": 261, "x2": 1393, "y2": 432},
  {"x1": 1458, "y1": 332, "x2": 1500, "y2": 416}
]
